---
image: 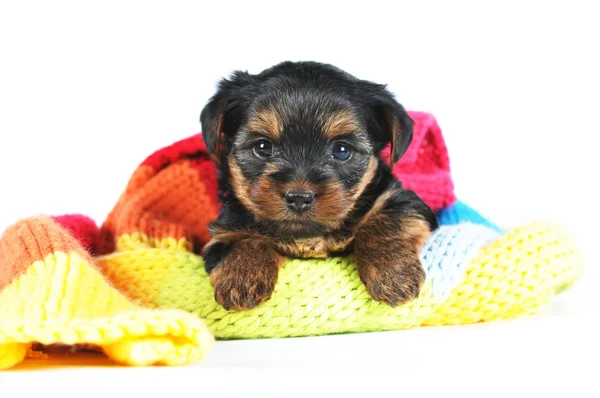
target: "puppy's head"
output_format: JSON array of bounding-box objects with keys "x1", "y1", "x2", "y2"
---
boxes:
[{"x1": 201, "y1": 61, "x2": 413, "y2": 238}]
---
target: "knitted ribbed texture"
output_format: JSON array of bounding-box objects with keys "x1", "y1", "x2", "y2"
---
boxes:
[
  {"x1": 0, "y1": 110, "x2": 585, "y2": 369},
  {"x1": 437, "y1": 200, "x2": 503, "y2": 233},
  {"x1": 0, "y1": 217, "x2": 214, "y2": 370},
  {"x1": 97, "y1": 134, "x2": 219, "y2": 255},
  {"x1": 423, "y1": 221, "x2": 583, "y2": 325},
  {"x1": 93, "y1": 221, "x2": 582, "y2": 339}
]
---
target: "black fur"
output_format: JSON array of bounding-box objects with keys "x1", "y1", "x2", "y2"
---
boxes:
[{"x1": 203, "y1": 241, "x2": 234, "y2": 274}]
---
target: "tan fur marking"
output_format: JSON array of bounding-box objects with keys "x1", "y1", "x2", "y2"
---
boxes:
[
  {"x1": 355, "y1": 188, "x2": 398, "y2": 231},
  {"x1": 276, "y1": 235, "x2": 354, "y2": 259},
  {"x1": 246, "y1": 106, "x2": 282, "y2": 141},
  {"x1": 228, "y1": 157, "x2": 257, "y2": 212},
  {"x1": 350, "y1": 156, "x2": 378, "y2": 202},
  {"x1": 323, "y1": 109, "x2": 361, "y2": 138},
  {"x1": 251, "y1": 174, "x2": 288, "y2": 220},
  {"x1": 401, "y1": 218, "x2": 432, "y2": 252},
  {"x1": 312, "y1": 181, "x2": 352, "y2": 229}
]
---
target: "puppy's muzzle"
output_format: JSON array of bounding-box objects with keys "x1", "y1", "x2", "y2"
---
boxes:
[{"x1": 285, "y1": 191, "x2": 315, "y2": 213}]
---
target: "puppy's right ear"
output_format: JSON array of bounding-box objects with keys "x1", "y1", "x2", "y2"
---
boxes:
[
  {"x1": 200, "y1": 93, "x2": 226, "y2": 163},
  {"x1": 200, "y1": 71, "x2": 254, "y2": 163}
]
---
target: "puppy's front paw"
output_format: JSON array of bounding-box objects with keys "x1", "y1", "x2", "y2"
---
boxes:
[
  {"x1": 211, "y1": 267, "x2": 277, "y2": 311},
  {"x1": 358, "y1": 254, "x2": 425, "y2": 307},
  {"x1": 209, "y1": 240, "x2": 281, "y2": 311},
  {"x1": 355, "y1": 209, "x2": 433, "y2": 307}
]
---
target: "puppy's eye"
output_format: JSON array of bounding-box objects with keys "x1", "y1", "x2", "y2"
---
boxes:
[
  {"x1": 331, "y1": 143, "x2": 352, "y2": 161},
  {"x1": 254, "y1": 139, "x2": 274, "y2": 158}
]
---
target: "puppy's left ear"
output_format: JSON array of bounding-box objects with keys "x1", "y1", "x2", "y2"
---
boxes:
[
  {"x1": 371, "y1": 89, "x2": 414, "y2": 168},
  {"x1": 384, "y1": 101, "x2": 414, "y2": 168}
]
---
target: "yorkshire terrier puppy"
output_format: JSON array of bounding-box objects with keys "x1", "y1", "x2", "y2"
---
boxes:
[{"x1": 200, "y1": 61, "x2": 438, "y2": 311}]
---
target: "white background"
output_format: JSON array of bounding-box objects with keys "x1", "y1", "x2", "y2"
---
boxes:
[{"x1": 1, "y1": 1, "x2": 598, "y2": 396}]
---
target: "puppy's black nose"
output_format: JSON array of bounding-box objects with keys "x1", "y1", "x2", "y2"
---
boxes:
[{"x1": 285, "y1": 191, "x2": 315, "y2": 212}]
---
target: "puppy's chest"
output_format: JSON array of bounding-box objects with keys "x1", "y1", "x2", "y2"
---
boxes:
[{"x1": 275, "y1": 235, "x2": 354, "y2": 259}]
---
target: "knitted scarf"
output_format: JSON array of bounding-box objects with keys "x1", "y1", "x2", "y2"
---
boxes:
[{"x1": 0, "y1": 111, "x2": 583, "y2": 370}]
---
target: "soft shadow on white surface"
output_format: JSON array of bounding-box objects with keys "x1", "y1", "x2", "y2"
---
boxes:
[{"x1": 3, "y1": 311, "x2": 598, "y2": 396}]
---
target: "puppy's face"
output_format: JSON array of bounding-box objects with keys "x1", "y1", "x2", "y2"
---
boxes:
[
  {"x1": 228, "y1": 97, "x2": 376, "y2": 237},
  {"x1": 201, "y1": 62, "x2": 414, "y2": 238}
]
